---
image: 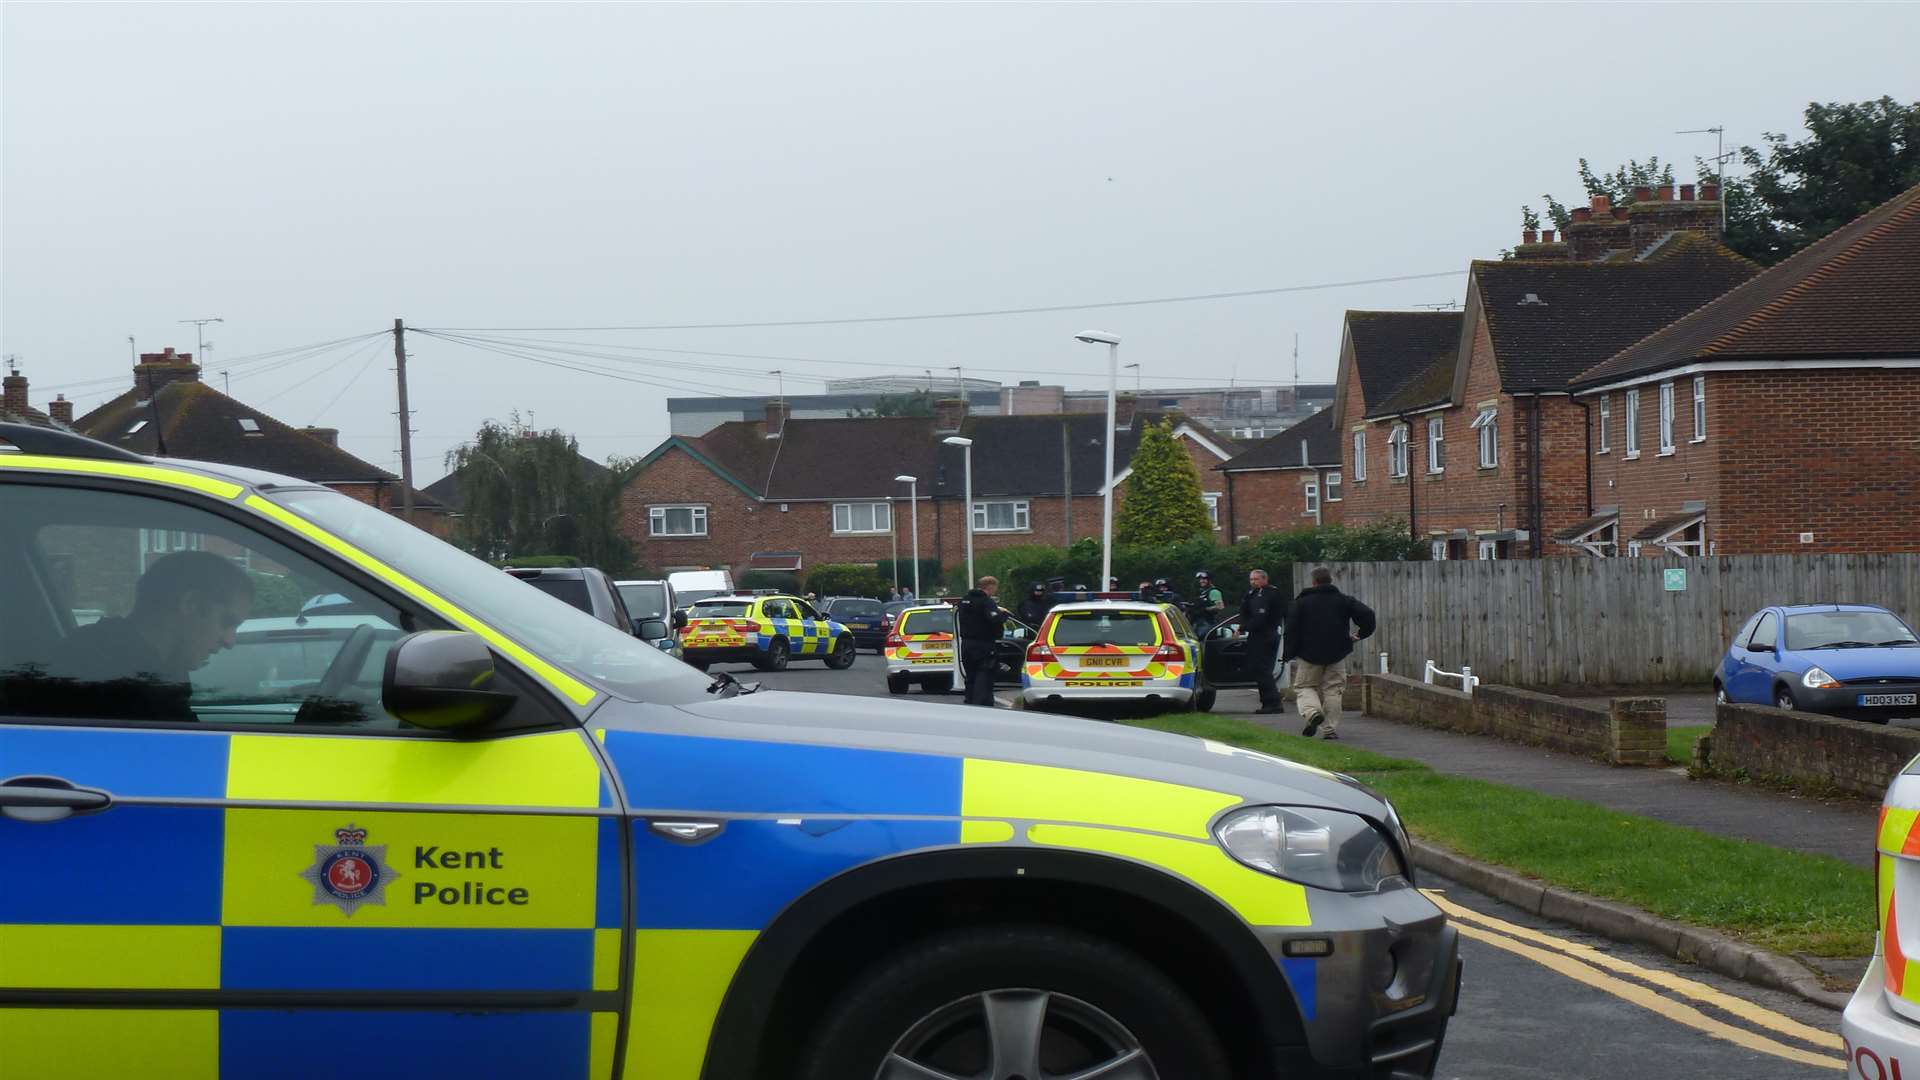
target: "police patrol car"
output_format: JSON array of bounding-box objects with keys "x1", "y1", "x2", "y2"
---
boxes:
[
  {"x1": 678, "y1": 593, "x2": 857, "y2": 673},
  {"x1": 1023, "y1": 597, "x2": 1207, "y2": 712},
  {"x1": 1844, "y1": 763, "x2": 1920, "y2": 1078},
  {"x1": 0, "y1": 422, "x2": 1460, "y2": 1080},
  {"x1": 883, "y1": 602, "x2": 1033, "y2": 696}
]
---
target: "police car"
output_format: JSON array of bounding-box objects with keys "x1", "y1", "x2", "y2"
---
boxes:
[
  {"x1": 883, "y1": 602, "x2": 1032, "y2": 695},
  {"x1": 1844, "y1": 764, "x2": 1920, "y2": 1078},
  {"x1": 0, "y1": 422, "x2": 1459, "y2": 1080},
  {"x1": 1022, "y1": 597, "x2": 1207, "y2": 712},
  {"x1": 678, "y1": 592, "x2": 857, "y2": 673}
]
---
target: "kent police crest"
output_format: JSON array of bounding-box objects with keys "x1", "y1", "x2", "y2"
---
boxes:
[{"x1": 299, "y1": 824, "x2": 399, "y2": 916}]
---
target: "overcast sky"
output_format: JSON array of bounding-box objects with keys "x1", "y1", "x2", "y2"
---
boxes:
[{"x1": 4, "y1": 2, "x2": 1914, "y2": 481}]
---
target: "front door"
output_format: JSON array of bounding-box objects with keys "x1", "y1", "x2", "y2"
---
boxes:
[{"x1": 0, "y1": 479, "x2": 623, "y2": 1079}]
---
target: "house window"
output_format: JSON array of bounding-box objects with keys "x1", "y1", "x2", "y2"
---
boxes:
[
  {"x1": 1658, "y1": 382, "x2": 1676, "y2": 454},
  {"x1": 1387, "y1": 425, "x2": 1409, "y2": 478},
  {"x1": 1304, "y1": 482, "x2": 1320, "y2": 515},
  {"x1": 237, "y1": 417, "x2": 262, "y2": 435},
  {"x1": 1203, "y1": 492, "x2": 1221, "y2": 529},
  {"x1": 1353, "y1": 431, "x2": 1367, "y2": 482},
  {"x1": 126, "y1": 419, "x2": 149, "y2": 436},
  {"x1": 832, "y1": 501, "x2": 891, "y2": 535},
  {"x1": 1692, "y1": 377, "x2": 1706, "y2": 441},
  {"x1": 1477, "y1": 540, "x2": 1498, "y2": 560},
  {"x1": 973, "y1": 500, "x2": 1030, "y2": 532},
  {"x1": 1325, "y1": 471, "x2": 1342, "y2": 502},
  {"x1": 1426, "y1": 417, "x2": 1445, "y2": 473},
  {"x1": 1430, "y1": 540, "x2": 1448, "y2": 561},
  {"x1": 649, "y1": 505, "x2": 708, "y2": 537},
  {"x1": 1597, "y1": 395, "x2": 1611, "y2": 454},
  {"x1": 1471, "y1": 408, "x2": 1498, "y2": 468},
  {"x1": 1624, "y1": 389, "x2": 1640, "y2": 459}
]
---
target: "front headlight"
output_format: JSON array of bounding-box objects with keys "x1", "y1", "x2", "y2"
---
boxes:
[
  {"x1": 1214, "y1": 805, "x2": 1407, "y2": 893},
  {"x1": 1803, "y1": 666, "x2": 1841, "y2": 690}
]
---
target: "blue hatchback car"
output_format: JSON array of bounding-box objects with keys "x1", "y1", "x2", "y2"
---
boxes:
[{"x1": 1716, "y1": 604, "x2": 1920, "y2": 721}]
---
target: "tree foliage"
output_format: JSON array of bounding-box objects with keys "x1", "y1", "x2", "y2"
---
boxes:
[
  {"x1": 1114, "y1": 420, "x2": 1214, "y2": 545},
  {"x1": 444, "y1": 414, "x2": 639, "y2": 574},
  {"x1": 1719, "y1": 96, "x2": 1920, "y2": 264},
  {"x1": 848, "y1": 390, "x2": 937, "y2": 418},
  {"x1": 1539, "y1": 157, "x2": 1676, "y2": 231},
  {"x1": 806, "y1": 563, "x2": 890, "y2": 599}
]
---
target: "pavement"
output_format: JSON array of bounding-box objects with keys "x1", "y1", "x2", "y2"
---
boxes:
[{"x1": 735, "y1": 658, "x2": 1855, "y2": 1077}]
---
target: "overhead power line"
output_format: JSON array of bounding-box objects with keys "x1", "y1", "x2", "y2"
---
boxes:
[{"x1": 422, "y1": 270, "x2": 1467, "y2": 332}]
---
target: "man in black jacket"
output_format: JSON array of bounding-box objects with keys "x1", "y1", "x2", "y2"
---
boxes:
[
  {"x1": 1015, "y1": 582, "x2": 1052, "y2": 627},
  {"x1": 1237, "y1": 568, "x2": 1285, "y2": 715},
  {"x1": 956, "y1": 575, "x2": 1008, "y2": 707},
  {"x1": 1283, "y1": 566, "x2": 1377, "y2": 739}
]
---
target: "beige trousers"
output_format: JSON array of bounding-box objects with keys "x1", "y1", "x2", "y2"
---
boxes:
[{"x1": 1293, "y1": 658, "x2": 1345, "y2": 733}]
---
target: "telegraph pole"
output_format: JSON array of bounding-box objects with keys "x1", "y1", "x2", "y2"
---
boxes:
[{"x1": 393, "y1": 319, "x2": 415, "y2": 522}]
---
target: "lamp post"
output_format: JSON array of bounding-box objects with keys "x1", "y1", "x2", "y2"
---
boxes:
[
  {"x1": 1075, "y1": 331, "x2": 1122, "y2": 592},
  {"x1": 887, "y1": 495, "x2": 899, "y2": 594},
  {"x1": 894, "y1": 474, "x2": 920, "y2": 598},
  {"x1": 942, "y1": 436, "x2": 974, "y2": 587}
]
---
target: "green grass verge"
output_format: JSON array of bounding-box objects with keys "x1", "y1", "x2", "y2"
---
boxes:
[
  {"x1": 1127, "y1": 714, "x2": 1873, "y2": 958},
  {"x1": 1668, "y1": 724, "x2": 1711, "y2": 767}
]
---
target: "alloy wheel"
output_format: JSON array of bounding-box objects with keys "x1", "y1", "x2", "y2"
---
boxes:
[{"x1": 877, "y1": 988, "x2": 1158, "y2": 1080}]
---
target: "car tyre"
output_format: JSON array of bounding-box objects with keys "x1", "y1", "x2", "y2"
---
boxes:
[
  {"x1": 826, "y1": 634, "x2": 857, "y2": 670},
  {"x1": 1775, "y1": 686, "x2": 1797, "y2": 712},
  {"x1": 796, "y1": 925, "x2": 1231, "y2": 1080},
  {"x1": 1194, "y1": 686, "x2": 1217, "y2": 712},
  {"x1": 1714, "y1": 681, "x2": 1727, "y2": 705},
  {"x1": 887, "y1": 674, "x2": 911, "y2": 695},
  {"x1": 924, "y1": 674, "x2": 954, "y2": 694},
  {"x1": 754, "y1": 638, "x2": 790, "y2": 673}
]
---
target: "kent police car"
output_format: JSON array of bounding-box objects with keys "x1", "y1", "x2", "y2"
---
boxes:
[
  {"x1": 1023, "y1": 597, "x2": 1206, "y2": 712},
  {"x1": 0, "y1": 423, "x2": 1459, "y2": 1080},
  {"x1": 678, "y1": 592, "x2": 858, "y2": 673},
  {"x1": 883, "y1": 602, "x2": 1032, "y2": 696},
  {"x1": 1843, "y1": 762, "x2": 1920, "y2": 1079}
]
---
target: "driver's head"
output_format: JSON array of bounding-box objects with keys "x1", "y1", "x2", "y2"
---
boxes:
[{"x1": 132, "y1": 551, "x2": 254, "y2": 672}]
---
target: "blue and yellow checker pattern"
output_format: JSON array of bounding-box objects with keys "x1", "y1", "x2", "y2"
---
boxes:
[
  {"x1": 0, "y1": 725, "x2": 621, "y2": 1080},
  {"x1": 680, "y1": 595, "x2": 848, "y2": 659}
]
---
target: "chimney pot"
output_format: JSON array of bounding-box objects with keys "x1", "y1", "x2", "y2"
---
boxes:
[
  {"x1": 1570, "y1": 207, "x2": 1593, "y2": 223},
  {"x1": 1522, "y1": 228, "x2": 1538, "y2": 244},
  {"x1": 1679, "y1": 183, "x2": 1695, "y2": 201},
  {"x1": 1591, "y1": 194, "x2": 1611, "y2": 213},
  {"x1": 933, "y1": 397, "x2": 968, "y2": 433},
  {"x1": 1632, "y1": 185, "x2": 1653, "y2": 204},
  {"x1": 1700, "y1": 182, "x2": 1720, "y2": 202},
  {"x1": 49, "y1": 394, "x2": 73, "y2": 425},
  {"x1": 1541, "y1": 229, "x2": 1556, "y2": 243},
  {"x1": 1613, "y1": 207, "x2": 1629, "y2": 220},
  {"x1": 765, "y1": 399, "x2": 791, "y2": 437}
]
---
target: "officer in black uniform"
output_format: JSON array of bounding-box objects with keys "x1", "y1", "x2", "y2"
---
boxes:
[
  {"x1": 1015, "y1": 582, "x2": 1053, "y2": 626},
  {"x1": 956, "y1": 575, "x2": 1008, "y2": 707},
  {"x1": 1238, "y1": 567, "x2": 1285, "y2": 715}
]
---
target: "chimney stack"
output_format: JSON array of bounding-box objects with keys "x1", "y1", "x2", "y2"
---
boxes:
[
  {"x1": 49, "y1": 395, "x2": 73, "y2": 425},
  {"x1": 1112, "y1": 394, "x2": 1138, "y2": 429},
  {"x1": 1628, "y1": 179, "x2": 1724, "y2": 255},
  {"x1": 301, "y1": 426, "x2": 339, "y2": 447},
  {"x1": 1565, "y1": 193, "x2": 1634, "y2": 262},
  {"x1": 2, "y1": 366, "x2": 26, "y2": 418},
  {"x1": 765, "y1": 399, "x2": 791, "y2": 438},
  {"x1": 933, "y1": 397, "x2": 968, "y2": 433},
  {"x1": 133, "y1": 346, "x2": 203, "y2": 397}
]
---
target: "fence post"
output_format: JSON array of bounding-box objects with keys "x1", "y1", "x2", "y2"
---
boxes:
[
  {"x1": 1423, "y1": 659, "x2": 1436, "y2": 684},
  {"x1": 1461, "y1": 664, "x2": 1474, "y2": 696},
  {"x1": 1379, "y1": 651, "x2": 1389, "y2": 675}
]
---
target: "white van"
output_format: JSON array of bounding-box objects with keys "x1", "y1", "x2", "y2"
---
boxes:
[{"x1": 666, "y1": 568, "x2": 735, "y2": 609}]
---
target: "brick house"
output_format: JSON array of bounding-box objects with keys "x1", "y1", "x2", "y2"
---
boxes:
[
  {"x1": 1, "y1": 364, "x2": 75, "y2": 430},
  {"x1": 1565, "y1": 182, "x2": 1920, "y2": 556},
  {"x1": 1335, "y1": 185, "x2": 1760, "y2": 558},
  {"x1": 1216, "y1": 407, "x2": 1342, "y2": 538},
  {"x1": 67, "y1": 348, "x2": 455, "y2": 536},
  {"x1": 620, "y1": 397, "x2": 1240, "y2": 579},
  {"x1": 1327, "y1": 310, "x2": 1464, "y2": 552}
]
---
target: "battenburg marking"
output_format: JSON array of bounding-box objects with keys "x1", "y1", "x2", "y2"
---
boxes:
[{"x1": 299, "y1": 824, "x2": 400, "y2": 916}]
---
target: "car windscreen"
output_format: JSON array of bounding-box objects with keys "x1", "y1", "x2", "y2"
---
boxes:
[
  {"x1": 690, "y1": 601, "x2": 754, "y2": 619},
  {"x1": 828, "y1": 599, "x2": 884, "y2": 619},
  {"x1": 267, "y1": 489, "x2": 710, "y2": 704},
  {"x1": 677, "y1": 589, "x2": 726, "y2": 606},
  {"x1": 1048, "y1": 610, "x2": 1161, "y2": 647},
  {"x1": 897, "y1": 609, "x2": 954, "y2": 637},
  {"x1": 617, "y1": 583, "x2": 670, "y2": 620},
  {"x1": 524, "y1": 578, "x2": 591, "y2": 613},
  {"x1": 1786, "y1": 610, "x2": 1919, "y2": 650}
]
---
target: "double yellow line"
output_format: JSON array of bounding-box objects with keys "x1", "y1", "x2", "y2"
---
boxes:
[{"x1": 1424, "y1": 889, "x2": 1845, "y2": 1071}]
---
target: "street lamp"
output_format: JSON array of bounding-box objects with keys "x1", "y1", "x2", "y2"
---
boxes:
[
  {"x1": 942, "y1": 435, "x2": 974, "y2": 587},
  {"x1": 894, "y1": 474, "x2": 920, "y2": 598},
  {"x1": 1075, "y1": 331, "x2": 1122, "y2": 592}
]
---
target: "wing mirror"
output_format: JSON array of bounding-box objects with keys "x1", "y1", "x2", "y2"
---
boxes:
[
  {"x1": 672, "y1": 609, "x2": 688, "y2": 630},
  {"x1": 1746, "y1": 642, "x2": 1774, "y2": 654},
  {"x1": 636, "y1": 618, "x2": 670, "y2": 641},
  {"x1": 382, "y1": 631, "x2": 517, "y2": 731}
]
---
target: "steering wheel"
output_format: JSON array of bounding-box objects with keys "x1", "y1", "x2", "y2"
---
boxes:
[{"x1": 314, "y1": 624, "x2": 377, "y2": 701}]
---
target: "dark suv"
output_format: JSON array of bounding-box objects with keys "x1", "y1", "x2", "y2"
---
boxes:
[
  {"x1": 504, "y1": 566, "x2": 636, "y2": 634},
  {"x1": 819, "y1": 595, "x2": 889, "y2": 653}
]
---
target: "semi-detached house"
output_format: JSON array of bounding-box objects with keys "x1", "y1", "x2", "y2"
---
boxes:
[
  {"x1": 621, "y1": 398, "x2": 1241, "y2": 580},
  {"x1": 1216, "y1": 407, "x2": 1343, "y2": 537}
]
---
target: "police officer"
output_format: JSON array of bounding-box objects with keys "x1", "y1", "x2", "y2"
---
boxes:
[
  {"x1": 1238, "y1": 568, "x2": 1285, "y2": 715},
  {"x1": 1190, "y1": 570, "x2": 1226, "y2": 637},
  {"x1": 957, "y1": 575, "x2": 1008, "y2": 707},
  {"x1": 1152, "y1": 578, "x2": 1184, "y2": 607},
  {"x1": 1015, "y1": 582, "x2": 1052, "y2": 626}
]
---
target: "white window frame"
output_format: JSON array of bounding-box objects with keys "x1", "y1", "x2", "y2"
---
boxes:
[
  {"x1": 1426, "y1": 417, "x2": 1445, "y2": 473},
  {"x1": 1597, "y1": 395, "x2": 1611, "y2": 454},
  {"x1": 1203, "y1": 492, "x2": 1221, "y2": 529},
  {"x1": 1352, "y1": 431, "x2": 1367, "y2": 482},
  {"x1": 831, "y1": 501, "x2": 891, "y2": 535},
  {"x1": 1430, "y1": 539, "x2": 1448, "y2": 561},
  {"x1": 1477, "y1": 540, "x2": 1498, "y2": 560},
  {"x1": 1471, "y1": 408, "x2": 1498, "y2": 468},
  {"x1": 1658, "y1": 382, "x2": 1676, "y2": 454},
  {"x1": 648, "y1": 504, "x2": 708, "y2": 537},
  {"x1": 1624, "y1": 389, "x2": 1641, "y2": 459},
  {"x1": 1324, "y1": 471, "x2": 1342, "y2": 502},
  {"x1": 1304, "y1": 481, "x2": 1320, "y2": 515},
  {"x1": 1387, "y1": 425, "x2": 1409, "y2": 478},
  {"x1": 1692, "y1": 376, "x2": 1707, "y2": 442},
  {"x1": 972, "y1": 500, "x2": 1030, "y2": 533}
]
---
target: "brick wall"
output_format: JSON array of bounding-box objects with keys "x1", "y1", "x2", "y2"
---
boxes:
[
  {"x1": 621, "y1": 444, "x2": 768, "y2": 572},
  {"x1": 1589, "y1": 373, "x2": 1721, "y2": 553},
  {"x1": 1335, "y1": 352, "x2": 1406, "y2": 528},
  {"x1": 1224, "y1": 468, "x2": 1338, "y2": 538},
  {"x1": 1360, "y1": 675, "x2": 1665, "y2": 765},
  {"x1": 1709, "y1": 701, "x2": 1920, "y2": 798}
]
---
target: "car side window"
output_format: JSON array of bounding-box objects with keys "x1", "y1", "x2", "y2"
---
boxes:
[
  {"x1": 762, "y1": 599, "x2": 790, "y2": 620},
  {"x1": 793, "y1": 599, "x2": 822, "y2": 620},
  {"x1": 1749, "y1": 612, "x2": 1779, "y2": 651},
  {"x1": 1732, "y1": 613, "x2": 1763, "y2": 649},
  {"x1": 0, "y1": 483, "x2": 438, "y2": 731}
]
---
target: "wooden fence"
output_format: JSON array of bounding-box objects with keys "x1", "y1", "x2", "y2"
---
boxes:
[{"x1": 1294, "y1": 555, "x2": 1920, "y2": 688}]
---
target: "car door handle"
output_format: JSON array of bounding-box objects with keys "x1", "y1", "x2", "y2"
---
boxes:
[
  {"x1": 648, "y1": 820, "x2": 723, "y2": 844},
  {"x1": 0, "y1": 776, "x2": 113, "y2": 822}
]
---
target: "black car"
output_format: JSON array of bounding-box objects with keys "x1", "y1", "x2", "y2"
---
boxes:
[
  {"x1": 505, "y1": 566, "x2": 641, "y2": 635},
  {"x1": 819, "y1": 596, "x2": 890, "y2": 653}
]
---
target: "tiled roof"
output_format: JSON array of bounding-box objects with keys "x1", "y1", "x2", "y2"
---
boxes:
[
  {"x1": 1573, "y1": 183, "x2": 1920, "y2": 388},
  {"x1": 1631, "y1": 510, "x2": 1705, "y2": 543},
  {"x1": 0, "y1": 403, "x2": 57, "y2": 429},
  {"x1": 1220, "y1": 408, "x2": 1338, "y2": 470},
  {"x1": 1346, "y1": 311, "x2": 1463, "y2": 410},
  {"x1": 1368, "y1": 356, "x2": 1455, "y2": 418},
  {"x1": 1472, "y1": 233, "x2": 1760, "y2": 391},
  {"x1": 1552, "y1": 511, "x2": 1619, "y2": 543},
  {"x1": 935, "y1": 411, "x2": 1237, "y2": 498}
]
